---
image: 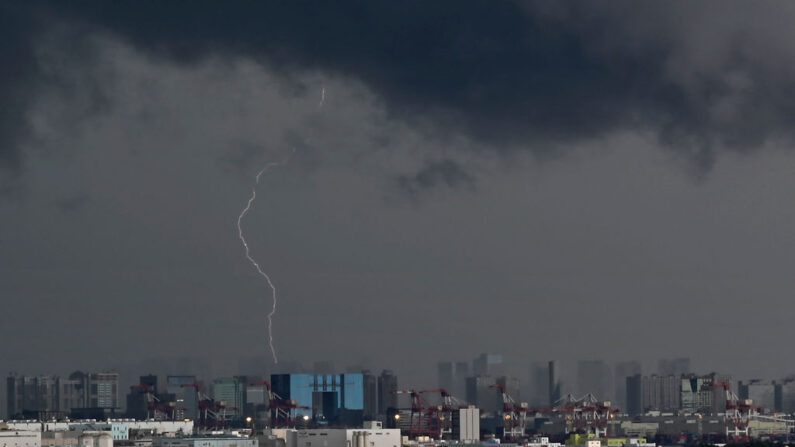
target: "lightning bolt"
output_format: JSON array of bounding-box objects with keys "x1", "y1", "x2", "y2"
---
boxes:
[
  {"x1": 318, "y1": 85, "x2": 326, "y2": 110},
  {"x1": 237, "y1": 148, "x2": 295, "y2": 364}
]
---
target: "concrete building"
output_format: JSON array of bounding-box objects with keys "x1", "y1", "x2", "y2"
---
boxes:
[
  {"x1": 680, "y1": 373, "x2": 730, "y2": 414},
  {"x1": 453, "y1": 406, "x2": 480, "y2": 443},
  {"x1": 7, "y1": 373, "x2": 118, "y2": 420},
  {"x1": 166, "y1": 376, "x2": 200, "y2": 421},
  {"x1": 775, "y1": 378, "x2": 795, "y2": 413},
  {"x1": 0, "y1": 431, "x2": 41, "y2": 447},
  {"x1": 154, "y1": 437, "x2": 256, "y2": 447},
  {"x1": 376, "y1": 371, "x2": 397, "y2": 418},
  {"x1": 614, "y1": 362, "x2": 641, "y2": 412},
  {"x1": 294, "y1": 428, "x2": 399, "y2": 447},
  {"x1": 527, "y1": 362, "x2": 548, "y2": 408},
  {"x1": 548, "y1": 361, "x2": 561, "y2": 407},
  {"x1": 626, "y1": 374, "x2": 680, "y2": 415},
  {"x1": 738, "y1": 380, "x2": 775, "y2": 413},
  {"x1": 465, "y1": 375, "x2": 499, "y2": 415},
  {"x1": 41, "y1": 431, "x2": 80, "y2": 447}
]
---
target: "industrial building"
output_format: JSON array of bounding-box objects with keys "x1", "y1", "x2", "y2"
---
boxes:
[
  {"x1": 296, "y1": 428, "x2": 399, "y2": 447},
  {"x1": 0, "y1": 431, "x2": 41, "y2": 447}
]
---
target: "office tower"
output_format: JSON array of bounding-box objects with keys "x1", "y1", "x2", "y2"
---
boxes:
[
  {"x1": 473, "y1": 354, "x2": 504, "y2": 376},
  {"x1": 739, "y1": 380, "x2": 775, "y2": 413},
  {"x1": 528, "y1": 362, "x2": 549, "y2": 407},
  {"x1": 465, "y1": 375, "x2": 500, "y2": 414},
  {"x1": 626, "y1": 374, "x2": 680, "y2": 415},
  {"x1": 548, "y1": 361, "x2": 561, "y2": 407},
  {"x1": 377, "y1": 370, "x2": 398, "y2": 417},
  {"x1": 614, "y1": 361, "x2": 641, "y2": 411},
  {"x1": 213, "y1": 376, "x2": 247, "y2": 420},
  {"x1": 166, "y1": 375, "x2": 199, "y2": 420}
]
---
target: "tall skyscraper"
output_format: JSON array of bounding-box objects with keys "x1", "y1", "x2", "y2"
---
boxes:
[
  {"x1": 528, "y1": 362, "x2": 549, "y2": 407},
  {"x1": 548, "y1": 361, "x2": 561, "y2": 407},
  {"x1": 473, "y1": 354, "x2": 504, "y2": 376},
  {"x1": 614, "y1": 361, "x2": 641, "y2": 411},
  {"x1": 626, "y1": 374, "x2": 680, "y2": 415},
  {"x1": 377, "y1": 370, "x2": 398, "y2": 417}
]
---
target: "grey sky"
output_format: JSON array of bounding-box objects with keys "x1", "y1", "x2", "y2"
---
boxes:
[{"x1": 2, "y1": 2, "x2": 795, "y2": 408}]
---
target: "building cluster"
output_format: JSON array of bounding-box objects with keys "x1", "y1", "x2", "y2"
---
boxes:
[
  {"x1": 7, "y1": 372, "x2": 120, "y2": 420},
  {"x1": 6, "y1": 354, "x2": 795, "y2": 447}
]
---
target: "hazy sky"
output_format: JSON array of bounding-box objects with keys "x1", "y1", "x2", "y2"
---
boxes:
[{"x1": 2, "y1": 1, "x2": 795, "y2": 399}]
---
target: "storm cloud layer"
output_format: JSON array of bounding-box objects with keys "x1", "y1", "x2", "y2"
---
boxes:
[
  {"x1": 3, "y1": 2, "x2": 795, "y2": 405},
  {"x1": 4, "y1": 1, "x2": 795, "y2": 175}
]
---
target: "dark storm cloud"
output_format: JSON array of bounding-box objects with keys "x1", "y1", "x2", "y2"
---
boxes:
[
  {"x1": 397, "y1": 159, "x2": 476, "y2": 200},
  {"x1": 5, "y1": 1, "x2": 795, "y2": 173},
  {"x1": 0, "y1": 3, "x2": 42, "y2": 171}
]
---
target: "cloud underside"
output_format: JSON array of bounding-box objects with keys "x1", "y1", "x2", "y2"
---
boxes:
[{"x1": 3, "y1": 1, "x2": 795, "y2": 179}]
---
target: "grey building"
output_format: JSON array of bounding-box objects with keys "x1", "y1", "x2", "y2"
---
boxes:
[
  {"x1": 7, "y1": 372, "x2": 118, "y2": 419},
  {"x1": 739, "y1": 380, "x2": 775, "y2": 413},
  {"x1": 548, "y1": 361, "x2": 561, "y2": 407},
  {"x1": 626, "y1": 374, "x2": 680, "y2": 415},
  {"x1": 465, "y1": 375, "x2": 500, "y2": 414},
  {"x1": 377, "y1": 370, "x2": 397, "y2": 417},
  {"x1": 166, "y1": 375, "x2": 200, "y2": 421},
  {"x1": 776, "y1": 379, "x2": 795, "y2": 413},
  {"x1": 614, "y1": 361, "x2": 641, "y2": 411},
  {"x1": 473, "y1": 354, "x2": 504, "y2": 376},
  {"x1": 528, "y1": 362, "x2": 549, "y2": 407}
]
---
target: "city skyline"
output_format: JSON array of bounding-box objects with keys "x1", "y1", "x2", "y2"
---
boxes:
[{"x1": 3, "y1": 0, "x2": 795, "y2": 423}]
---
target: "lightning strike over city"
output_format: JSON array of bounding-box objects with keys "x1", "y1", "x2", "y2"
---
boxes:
[
  {"x1": 236, "y1": 151, "x2": 294, "y2": 365},
  {"x1": 6, "y1": 3, "x2": 795, "y2": 446}
]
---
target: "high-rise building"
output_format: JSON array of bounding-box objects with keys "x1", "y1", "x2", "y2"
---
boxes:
[
  {"x1": 465, "y1": 375, "x2": 500, "y2": 414},
  {"x1": 213, "y1": 376, "x2": 247, "y2": 420},
  {"x1": 473, "y1": 354, "x2": 504, "y2": 376},
  {"x1": 377, "y1": 370, "x2": 398, "y2": 418},
  {"x1": 739, "y1": 380, "x2": 775, "y2": 413},
  {"x1": 577, "y1": 360, "x2": 611, "y2": 401},
  {"x1": 776, "y1": 379, "x2": 795, "y2": 413},
  {"x1": 438, "y1": 362, "x2": 469, "y2": 400},
  {"x1": 680, "y1": 373, "x2": 730, "y2": 414},
  {"x1": 528, "y1": 362, "x2": 549, "y2": 407},
  {"x1": 626, "y1": 374, "x2": 680, "y2": 415},
  {"x1": 7, "y1": 372, "x2": 118, "y2": 419},
  {"x1": 454, "y1": 362, "x2": 469, "y2": 399},
  {"x1": 362, "y1": 371, "x2": 378, "y2": 420},
  {"x1": 166, "y1": 375, "x2": 199, "y2": 421},
  {"x1": 548, "y1": 361, "x2": 561, "y2": 407},
  {"x1": 614, "y1": 361, "x2": 641, "y2": 411},
  {"x1": 271, "y1": 373, "x2": 375, "y2": 426},
  {"x1": 7, "y1": 375, "x2": 57, "y2": 418}
]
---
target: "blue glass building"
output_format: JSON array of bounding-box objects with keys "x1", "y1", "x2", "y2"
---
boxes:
[{"x1": 271, "y1": 373, "x2": 371, "y2": 426}]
